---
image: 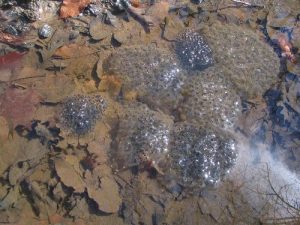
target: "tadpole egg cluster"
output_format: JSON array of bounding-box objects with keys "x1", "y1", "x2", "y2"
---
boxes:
[
  {"x1": 110, "y1": 103, "x2": 173, "y2": 171},
  {"x1": 174, "y1": 29, "x2": 214, "y2": 71},
  {"x1": 60, "y1": 94, "x2": 106, "y2": 135},
  {"x1": 103, "y1": 45, "x2": 186, "y2": 113},
  {"x1": 180, "y1": 67, "x2": 241, "y2": 129},
  {"x1": 167, "y1": 123, "x2": 237, "y2": 187},
  {"x1": 102, "y1": 19, "x2": 283, "y2": 193}
]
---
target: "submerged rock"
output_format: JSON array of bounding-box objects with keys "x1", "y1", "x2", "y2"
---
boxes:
[
  {"x1": 180, "y1": 67, "x2": 241, "y2": 129},
  {"x1": 60, "y1": 94, "x2": 106, "y2": 135},
  {"x1": 174, "y1": 29, "x2": 213, "y2": 71},
  {"x1": 38, "y1": 24, "x2": 53, "y2": 39},
  {"x1": 110, "y1": 103, "x2": 173, "y2": 172},
  {"x1": 202, "y1": 22, "x2": 280, "y2": 99},
  {"x1": 103, "y1": 45, "x2": 186, "y2": 113},
  {"x1": 165, "y1": 123, "x2": 237, "y2": 189}
]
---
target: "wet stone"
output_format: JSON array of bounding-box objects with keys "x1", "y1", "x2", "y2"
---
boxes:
[
  {"x1": 60, "y1": 94, "x2": 106, "y2": 135},
  {"x1": 89, "y1": 19, "x2": 112, "y2": 41},
  {"x1": 165, "y1": 123, "x2": 237, "y2": 189},
  {"x1": 112, "y1": 30, "x2": 127, "y2": 45},
  {"x1": 174, "y1": 29, "x2": 213, "y2": 71},
  {"x1": 38, "y1": 24, "x2": 53, "y2": 39},
  {"x1": 103, "y1": 45, "x2": 186, "y2": 113}
]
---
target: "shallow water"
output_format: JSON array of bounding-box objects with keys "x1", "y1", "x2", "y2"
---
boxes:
[{"x1": 0, "y1": 0, "x2": 300, "y2": 224}]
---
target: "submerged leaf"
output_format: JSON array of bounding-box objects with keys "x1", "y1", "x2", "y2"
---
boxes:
[
  {"x1": 0, "y1": 51, "x2": 27, "y2": 70},
  {"x1": 0, "y1": 88, "x2": 43, "y2": 127},
  {"x1": 87, "y1": 174, "x2": 121, "y2": 213},
  {"x1": 0, "y1": 31, "x2": 23, "y2": 45},
  {"x1": 60, "y1": 0, "x2": 91, "y2": 18},
  {"x1": 55, "y1": 158, "x2": 85, "y2": 193}
]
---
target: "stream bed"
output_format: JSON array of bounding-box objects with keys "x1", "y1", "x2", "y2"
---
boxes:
[{"x1": 0, "y1": 0, "x2": 300, "y2": 224}]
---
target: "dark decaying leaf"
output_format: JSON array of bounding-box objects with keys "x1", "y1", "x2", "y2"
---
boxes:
[{"x1": 0, "y1": 51, "x2": 27, "y2": 70}]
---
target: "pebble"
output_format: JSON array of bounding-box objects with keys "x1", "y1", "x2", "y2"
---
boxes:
[{"x1": 38, "y1": 24, "x2": 53, "y2": 39}]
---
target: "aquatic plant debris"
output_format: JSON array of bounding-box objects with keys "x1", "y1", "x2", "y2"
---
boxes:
[{"x1": 60, "y1": 94, "x2": 106, "y2": 135}]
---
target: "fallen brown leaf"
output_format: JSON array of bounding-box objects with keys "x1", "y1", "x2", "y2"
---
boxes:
[
  {"x1": 0, "y1": 116, "x2": 9, "y2": 143},
  {"x1": 55, "y1": 158, "x2": 86, "y2": 193},
  {"x1": 0, "y1": 31, "x2": 23, "y2": 44},
  {"x1": 277, "y1": 34, "x2": 296, "y2": 62},
  {"x1": 60, "y1": 0, "x2": 91, "y2": 18},
  {"x1": 0, "y1": 88, "x2": 43, "y2": 127},
  {"x1": 48, "y1": 213, "x2": 64, "y2": 224},
  {"x1": 0, "y1": 51, "x2": 27, "y2": 70},
  {"x1": 33, "y1": 73, "x2": 76, "y2": 103},
  {"x1": 98, "y1": 75, "x2": 122, "y2": 96},
  {"x1": 87, "y1": 175, "x2": 121, "y2": 213},
  {"x1": 53, "y1": 43, "x2": 92, "y2": 59}
]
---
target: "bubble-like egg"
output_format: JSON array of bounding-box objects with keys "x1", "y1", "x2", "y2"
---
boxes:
[
  {"x1": 165, "y1": 123, "x2": 237, "y2": 189},
  {"x1": 110, "y1": 103, "x2": 173, "y2": 171},
  {"x1": 60, "y1": 94, "x2": 106, "y2": 135},
  {"x1": 180, "y1": 66, "x2": 241, "y2": 129},
  {"x1": 103, "y1": 45, "x2": 186, "y2": 113},
  {"x1": 174, "y1": 29, "x2": 214, "y2": 71}
]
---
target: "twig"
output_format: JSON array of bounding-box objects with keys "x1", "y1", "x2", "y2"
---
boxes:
[
  {"x1": 232, "y1": 0, "x2": 264, "y2": 7},
  {"x1": 0, "y1": 75, "x2": 47, "y2": 85},
  {"x1": 127, "y1": 6, "x2": 154, "y2": 33},
  {"x1": 266, "y1": 164, "x2": 300, "y2": 212}
]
